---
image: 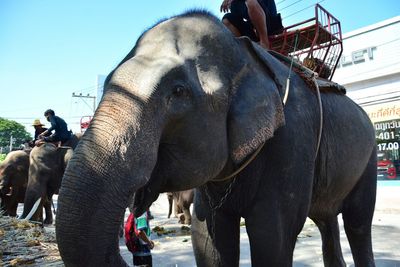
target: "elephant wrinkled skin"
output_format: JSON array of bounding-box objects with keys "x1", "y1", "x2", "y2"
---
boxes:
[
  {"x1": 56, "y1": 11, "x2": 377, "y2": 267},
  {"x1": 0, "y1": 150, "x2": 30, "y2": 216},
  {"x1": 0, "y1": 149, "x2": 60, "y2": 222},
  {"x1": 20, "y1": 143, "x2": 73, "y2": 224}
]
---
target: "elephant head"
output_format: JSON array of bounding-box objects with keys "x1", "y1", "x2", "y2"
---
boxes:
[
  {"x1": 0, "y1": 150, "x2": 30, "y2": 216},
  {"x1": 20, "y1": 143, "x2": 73, "y2": 222},
  {"x1": 56, "y1": 11, "x2": 286, "y2": 266}
]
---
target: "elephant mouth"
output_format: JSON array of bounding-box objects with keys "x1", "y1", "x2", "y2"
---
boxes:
[
  {"x1": 132, "y1": 174, "x2": 165, "y2": 217},
  {"x1": 132, "y1": 188, "x2": 158, "y2": 217}
]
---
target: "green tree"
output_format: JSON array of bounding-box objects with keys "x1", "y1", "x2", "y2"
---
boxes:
[{"x1": 0, "y1": 117, "x2": 31, "y2": 148}]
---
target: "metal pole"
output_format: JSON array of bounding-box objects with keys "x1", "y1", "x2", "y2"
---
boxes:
[
  {"x1": 72, "y1": 93, "x2": 96, "y2": 113},
  {"x1": 9, "y1": 135, "x2": 13, "y2": 152}
]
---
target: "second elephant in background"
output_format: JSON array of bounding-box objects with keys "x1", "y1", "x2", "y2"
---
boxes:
[
  {"x1": 167, "y1": 189, "x2": 194, "y2": 225},
  {"x1": 20, "y1": 143, "x2": 73, "y2": 224},
  {"x1": 0, "y1": 150, "x2": 30, "y2": 216}
]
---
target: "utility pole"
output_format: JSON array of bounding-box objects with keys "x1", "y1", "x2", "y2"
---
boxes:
[
  {"x1": 72, "y1": 93, "x2": 96, "y2": 113},
  {"x1": 9, "y1": 135, "x2": 14, "y2": 152}
]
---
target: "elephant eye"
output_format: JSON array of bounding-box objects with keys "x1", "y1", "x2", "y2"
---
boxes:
[{"x1": 172, "y1": 85, "x2": 189, "y2": 98}]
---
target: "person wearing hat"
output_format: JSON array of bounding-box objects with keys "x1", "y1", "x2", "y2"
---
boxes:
[
  {"x1": 38, "y1": 109, "x2": 72, "y2": 145},
  {"x1": 28, "y1": 119, "x2": 50, "y2": 147}
]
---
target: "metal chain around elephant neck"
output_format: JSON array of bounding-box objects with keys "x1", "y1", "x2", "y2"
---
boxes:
[
  {"x1": 203, "y1": 176, "x2": 237, "y2": 264},
  {"x1": 205, "y1": 176, "x2": 237, "y2": 211}
]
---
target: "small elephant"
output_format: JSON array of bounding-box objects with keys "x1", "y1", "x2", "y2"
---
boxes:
[
  {"x1": 56, "y1": 11, "x2": 377, "y2": 267},
  {"x1": 0, "y1": 150, "x2": 30, "y2": 216},
  {"x1": 20, "y1": 143, "x2": 73, "y2": 224},
  {"x1": 167, "y1": 190, "x2": 194, "y2": 225}
]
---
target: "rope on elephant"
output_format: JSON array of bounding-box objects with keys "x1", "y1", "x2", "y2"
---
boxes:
[
  {"x1": 283, "y1": 32, "x2": 300, "y2": 105},
  {"x1": 273, "y1": 34, "x2": 323, "y2": 160},
  {"x1": 268, "y1": 48, "x2": 346, "y2": 95},
  {"x1": 312, "y1": 75, "x2": 323, "y2": 160}
]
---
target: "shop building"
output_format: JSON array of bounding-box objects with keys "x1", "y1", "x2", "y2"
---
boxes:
[{"x1": 333, "y1": 16, "x2": 400, "y2": 179}]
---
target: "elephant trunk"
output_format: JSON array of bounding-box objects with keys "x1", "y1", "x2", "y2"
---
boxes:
[{"x1": 56, "y1": 93, "x2": 159, "y2": 267}]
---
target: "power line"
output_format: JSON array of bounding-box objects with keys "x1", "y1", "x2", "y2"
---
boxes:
[
  {"x1": 276, "y1": 0, "x2": 290, "y2": 5},
  {"x1": 71, "y1": 93, "x2": 96, "y2": 113},
  {"x1": 280, "y1": 0, "x2": 305, "y2": 12},
  {"x1": 282, "y1": 0, "x2": 326, "y2": 20}
]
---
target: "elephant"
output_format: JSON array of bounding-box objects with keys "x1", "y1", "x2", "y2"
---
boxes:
[
  {"x1": 167, "y1": 189, "x2": 194, "y2": 225},
  {"x1": 20, "y1": 143, "x2": 73, "y2": 224},
  {"x1": 0, "y1": 149, "x2": 58, "y2": 222},
  {"x1": 0, "y1": 150, "x2": 30, "y2": 216},
  {"x1": 62, "y1": 132, "x2": 82, "y2": 150},
  {"x1": 56, "y1": 11, "x2": 377, "y2": 267}
]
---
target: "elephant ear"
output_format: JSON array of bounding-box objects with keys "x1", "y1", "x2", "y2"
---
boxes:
[
  {"x1": 57, "y1": 147, "x2": 73, "y2": 171},
  {"x1": 228, "y1": 37, "x2": 288, "y2": 163}
]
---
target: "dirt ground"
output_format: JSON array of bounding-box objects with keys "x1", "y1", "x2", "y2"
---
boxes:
[
  {"x1": 119, "y1": 183, "x2": 400, "y2": 267},
  {"x1": 16, "y1": 182, "x2": 398, "y2": 266}
]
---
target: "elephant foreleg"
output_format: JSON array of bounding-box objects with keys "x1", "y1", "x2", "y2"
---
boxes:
[
  {"x1": 43, "y1": 197, "x2": 53, "y2": 225},
  {"x1": 313, "y1": 217, "x2": 346, "y2": 267},
  {"x1": 174, "y1": 198, "x2": 180, "y2": 217},
  {"x1": 167, "y1": 193, "x2": 173, "y2": 218},
  {"x1": 182, "y1": 206, "x2": 192, "y2": 225},
  {"x1": 7, "y1": 190, "x2": 19, "y2": 217},
  {"x1": 1, "y1": 195, "x2": 14, "y2": 216},
  {"x1": 210, "y1": 211, "x2": 241, "y2": 266},
  {"x1": 245, "y1": 198, "x2": 304, "y2": 267}
]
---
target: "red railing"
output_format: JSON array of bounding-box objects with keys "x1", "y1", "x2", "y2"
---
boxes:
[
  {"x1": 80, "y1": 116, "x2": 92, "y2": 133},
  {"x1": 269, "y1": 4, "x2": 343, "y2": 80}
]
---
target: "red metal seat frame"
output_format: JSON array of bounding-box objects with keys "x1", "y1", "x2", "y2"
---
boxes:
[{"x1": 269, "y1": 4, "x2": 343, "y2": 80}]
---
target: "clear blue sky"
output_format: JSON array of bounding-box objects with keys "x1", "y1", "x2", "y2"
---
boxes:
[{"x1": 1, "y1": 0, "x2": 399, "y2": 135}]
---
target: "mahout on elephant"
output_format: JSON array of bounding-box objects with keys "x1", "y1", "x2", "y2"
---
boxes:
[
  {"x1": 37, "y1": 109, "x2": 73, "y2": 145},
  {"x1": 29, "y1": 119, "x2": 50, "y2": 148},
  {"x1": 19, "y1": 142, "x2": 74, "y2": 224},
  {"x1": 167, "y1": 189, "x2": 194, "y2": 225},
  {"x1": 56, "y1": 11, "x2": 377, "y2": 267}
]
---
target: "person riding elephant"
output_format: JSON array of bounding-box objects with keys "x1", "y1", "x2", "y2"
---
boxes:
[
  {"x1": 0, "y1": 150, "x2": 57, "y2": 223},
  {"x1": 55, "y1": 11, "x2": 377, "y2": 267},
  {"x1": 38, "y1": 109, "x2": 72, "y2": 146},
  {"x1": 221, "y1": 0, "x2": 283, "y2": 49},
  {"x1": 28, "y1": 119, "x2": 51, "y2": 148},
  {"x1": 20, "y1": 143, "x2": 74, "y2": 224}
]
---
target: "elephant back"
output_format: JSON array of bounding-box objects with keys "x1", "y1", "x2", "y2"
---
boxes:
[{"x1": 62, "y1": 133, "x2": 82, "y2": 149}]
